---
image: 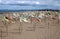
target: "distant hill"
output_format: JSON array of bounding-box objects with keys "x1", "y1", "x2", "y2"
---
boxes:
[{"x1": 0, "y1": 9, "x2": 60, "y2": 12}]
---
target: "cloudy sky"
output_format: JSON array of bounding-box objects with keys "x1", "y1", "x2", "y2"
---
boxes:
[
  {"x1": 0, "y1": 0, "x2": 59, "y2": 5},
  {"x1": 0, "y1": 0, "x2": 60, "y2": 10}
]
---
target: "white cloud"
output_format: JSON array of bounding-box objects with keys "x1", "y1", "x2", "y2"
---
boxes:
[
  {"x1": 53, "y1": 1, "x2": 60, "y2": 6},
  {"x1": 0, "y1": 0, "x2": 60, "y2": 6},
  {"x1": 0, "y1": 0, "x2": 2, "y2": 3}
]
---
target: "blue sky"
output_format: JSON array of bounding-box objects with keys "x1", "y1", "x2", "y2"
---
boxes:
[
  {"x1": 0, "y1": 0, "x2": 60, "y2": 6},
  {"x1": 0, "y1": 0, "x2": 60, "y2": 5},
  {"x1": 0, "y1": 0, "x2": 60, "y2": 11}
]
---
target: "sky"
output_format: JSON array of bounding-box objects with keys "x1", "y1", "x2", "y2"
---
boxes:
[
  {"x1": 0, "y1": 0, "x2": 59, "y2": 5},
  {"x1": 0, "y1": 0, "x2": 60, "y2": 11},
  {"x1": 0, "y1": 0, "x2": 60, "y2": 6}
]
